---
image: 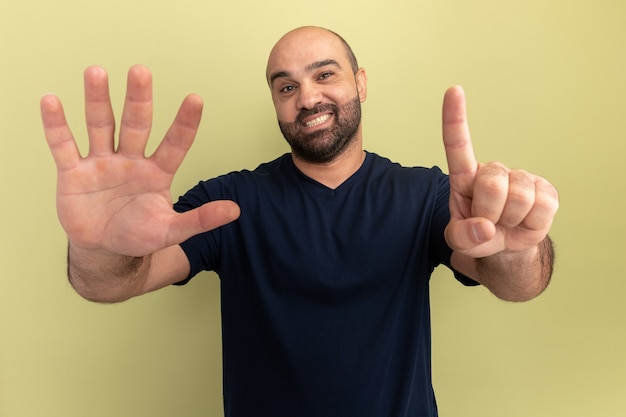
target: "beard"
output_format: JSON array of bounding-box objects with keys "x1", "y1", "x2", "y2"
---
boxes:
[{"x1": 278, "y1": 97, "x2": 362, "y2": 164}]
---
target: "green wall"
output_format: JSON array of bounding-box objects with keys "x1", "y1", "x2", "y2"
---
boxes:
[{"x1": 1, "y1": 0, "x2": 624, "y2": 416}]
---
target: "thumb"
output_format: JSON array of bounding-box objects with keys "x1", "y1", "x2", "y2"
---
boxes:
[
  {"x1": 167, "y1": 200, "x2": 240, "y2": 246},
  {"x1": 444, "y1": 217, "x2": 497, "y2": 255}
]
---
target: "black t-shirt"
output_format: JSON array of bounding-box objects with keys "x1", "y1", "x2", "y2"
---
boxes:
[{"x1": 174, "y1": 152, "x2": 475, "y2": 417}]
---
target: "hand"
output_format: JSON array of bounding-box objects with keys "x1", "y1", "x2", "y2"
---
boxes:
[
  {"x1": 441, "y1": 86, "x2": 559, "y2": 262},
  {"x1": 41, "y1": 65, "x2": 240, "y2": 258}
]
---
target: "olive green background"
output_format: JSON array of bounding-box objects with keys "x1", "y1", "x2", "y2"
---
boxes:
[{"x1": 1, "y1": 0, "x2": 624, "y2": 416}]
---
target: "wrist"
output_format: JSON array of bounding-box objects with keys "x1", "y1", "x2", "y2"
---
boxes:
[{"x1": 67, "y1": 242, "x2": 151, "y2": 303}]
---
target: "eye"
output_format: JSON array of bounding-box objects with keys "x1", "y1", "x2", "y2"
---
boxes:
[
  {"x1": 279, "y1": 84, "x2": 296, "y2": 94},
  {"x1": 318, "y1": 71, "x2": 333, "y2": 80}
]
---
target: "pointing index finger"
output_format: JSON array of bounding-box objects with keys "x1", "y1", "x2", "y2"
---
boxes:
[{"x1": 442, "y1": 86, "x2": 478, "y2": 177}]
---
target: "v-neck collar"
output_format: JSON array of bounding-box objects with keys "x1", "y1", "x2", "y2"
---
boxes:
[{"x1": 286, "y1": 151, "x2": 373, "y2": 196}]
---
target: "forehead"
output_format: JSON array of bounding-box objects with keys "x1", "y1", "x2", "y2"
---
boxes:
[{"x1": 266, "y1": 28, "x2": 349, "y2": 81}]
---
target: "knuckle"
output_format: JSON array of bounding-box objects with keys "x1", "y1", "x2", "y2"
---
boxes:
[
  {"x1": 507, "y1": 185, "x2": 534, "y2": 205},
  {"x1": 476, "y1": 162, "x2": 509, "y2": 193},
  {"x1": 481, "y1": 161, "x2": 509, "y2": 176},
  {"x1": 534, "y1": 178, "x2": 560, "y2": 212}
]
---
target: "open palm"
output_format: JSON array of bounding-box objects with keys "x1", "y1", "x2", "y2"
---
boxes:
[{"x1": 41, "y1": 65, "x2": 239, "y2": 258}]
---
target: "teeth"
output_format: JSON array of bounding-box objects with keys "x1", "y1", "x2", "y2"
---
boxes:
[{"x1": 305, "y1": 114, "x2": 331, "y2": 127}]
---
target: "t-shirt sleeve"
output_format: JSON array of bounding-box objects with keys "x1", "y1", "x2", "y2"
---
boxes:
[{"x1": 172, "y1": 176, "x2": 232, "y2": 285}]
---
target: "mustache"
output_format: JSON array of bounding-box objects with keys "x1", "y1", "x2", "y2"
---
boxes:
[{"x1": 295, "y1": 103, "x2": 339, "y2": 125}]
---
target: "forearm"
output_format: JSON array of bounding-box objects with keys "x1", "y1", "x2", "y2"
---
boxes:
[
  {"x1": 67, "y1": 243, "x2": 152, "y2": 303},
  {"x1": 454, "y1": 235, "x2": 555, "y2": 302}
]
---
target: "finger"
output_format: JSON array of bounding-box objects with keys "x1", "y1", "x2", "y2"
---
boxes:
[
  {"x1": 471, "y1": 162, "x2": 509, "y2": 224},
  {"x1": 520, "y1": 176, "x2": 559, "y2": 231},
  {"x1": 84, "y1": 66, "x2": 115, "y2": 156},
  {"x1": 41, "y1": 94, "x2": 81, "y2": 172},
  {"x1": 444, "y1": 217, "x2": 500, "y2": 256},
  {"x1": 166, "y1": 200, "x2": 241, "y2": 246},
  {"x1": 152, "y1": 94, "x2": 203, "y2": 174},
  {"x1": 118, "y1": 65, "x2": 153, "y2": 156},
  {"x1": 498, "y1": 169, "x2": 536, "y2": 229},
  {"x1": 442, "y1": 86, "x2": 478, "y2": 179}
]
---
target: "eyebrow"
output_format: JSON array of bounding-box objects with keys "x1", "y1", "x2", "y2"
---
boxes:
[{"x1": 269, "y1": 59, "x2": 342, "y2": 86}]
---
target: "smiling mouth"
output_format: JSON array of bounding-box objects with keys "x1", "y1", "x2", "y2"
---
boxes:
[{"x1": 304, "y1": 113, "x2": 332, "y2": 128}]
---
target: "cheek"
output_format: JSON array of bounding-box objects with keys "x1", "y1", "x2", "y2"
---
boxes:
[
  {"x1": 273, "y1": 102, "x2": 296, "y2": 123},
  {"x1": 272, "y1": 88, "x2": 300, "y2": 111}
]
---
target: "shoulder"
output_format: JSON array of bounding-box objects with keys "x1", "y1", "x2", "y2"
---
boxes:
[
  {"x1": 364, "y1": 152, "x2": 449, "y2": 188},
  {"x1": 174, "y1": 154, "x2": 294, "y2": 211}
]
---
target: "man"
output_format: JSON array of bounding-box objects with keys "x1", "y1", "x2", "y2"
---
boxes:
[{"x1": 41, "y1": 26, "x2": 558, "y2": 416}]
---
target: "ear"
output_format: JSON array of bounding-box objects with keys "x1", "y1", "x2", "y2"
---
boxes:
[{"x1": 356, "y1": 68, "x2": 368, "y2": 102}]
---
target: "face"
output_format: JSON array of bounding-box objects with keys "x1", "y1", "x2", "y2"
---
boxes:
[{"x1": 267, "y1": 27, "x2": 367, "y2": 163}]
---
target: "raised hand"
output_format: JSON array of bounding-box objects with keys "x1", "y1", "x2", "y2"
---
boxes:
[
  {"x1": 441, "y1": 86, "x2": 558, "y2": 274},
  {"x1": 42, "y1": 65, "x2": 240, "y2": 258}
]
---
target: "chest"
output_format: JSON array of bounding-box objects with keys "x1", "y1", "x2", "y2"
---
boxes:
[{"x1": 226, "y1": 182, "x2": 437, "y2": 300}]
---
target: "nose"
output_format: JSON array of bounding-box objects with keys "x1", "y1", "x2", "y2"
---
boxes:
[{"x1": 296, "y1": 81, "x2": 323, "y2": 110}]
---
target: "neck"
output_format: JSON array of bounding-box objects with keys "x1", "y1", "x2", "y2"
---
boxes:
[{"x1": 291, "y1": 136, "x2": 365, "y2": 189}]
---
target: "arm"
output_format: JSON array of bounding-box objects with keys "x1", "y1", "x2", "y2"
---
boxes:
[
  {"x1": 66, "y1": 244, "x2": 190, "y2": 303},
  {"x1": 451, "y1": 236, "x2": 555, "y2": 301},
  {"x1": 42, "y1": 65, "x2": 239, "y2": 303},
  {"x1": 441, "y1": 86, "x2": 559, "y2": 302}
]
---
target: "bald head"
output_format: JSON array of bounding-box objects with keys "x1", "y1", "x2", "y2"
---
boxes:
[{"x1": 266, "y1": 26, "x2": 359, "y2": 84}]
